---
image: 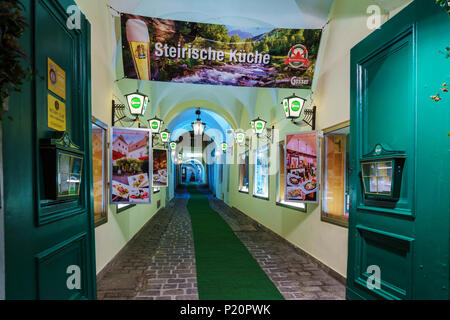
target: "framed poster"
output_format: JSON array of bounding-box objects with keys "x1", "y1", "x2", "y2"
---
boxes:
[
  {"x1": 284, "y1": 131, "x2": 319, "y2": 203},
  {"x1": 253, "y1": 144, "x2": 269, "y2": 199},
  {"x1": 238, "y1": 150, "x2": 249, "y2": 193},
  {"x1": 110, "y1": 127, "x2": 152, "y2": 204},
  {"x1": 92, "y1": 117, "x2": 108, "y2": 227},
  {"x1": 152, "y1": 149, "x2": 168, "y2": 187}
]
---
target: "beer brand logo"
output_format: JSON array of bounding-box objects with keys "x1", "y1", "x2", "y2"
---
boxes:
[
  {"x1": 375, "y1": 145, "x2": 382, "y2": 155},
  {"x1": 161, "y1": 133, "x2": 168, "y2": 139},
  {"x1": 291, "y1": 100, "x2": 301, "y2": 112},
  {"x1": 285, "y1": 44, "x2": 311, "y2": 69},
  {"x1": 256, "y1": 122, "x2": 263, "y2": 130},
  {"x1": 131, "y1": 97, "x2": 141, "y2": 108},
  {"x1": 151, "y1": 121, "x2": 159, "y2": 129},
  {"x1": 290, "y1": 76, "x2": 309, "y2": 87}
]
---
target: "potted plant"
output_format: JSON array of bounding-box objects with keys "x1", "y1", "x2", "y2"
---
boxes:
[{"x1": 0, "y1": 0, "x2": 31, "y2": 120}]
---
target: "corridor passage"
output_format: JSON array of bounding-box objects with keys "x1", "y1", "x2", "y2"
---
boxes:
[{"x1": 97, "y1": 186, "x2": 345, "y2": 300}]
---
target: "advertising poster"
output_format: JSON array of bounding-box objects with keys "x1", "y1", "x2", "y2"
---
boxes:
[
  {"x1": 121, "y1": 14, "x2": 322, "y2": 89},
  {"x1": 110, "y1": 127, "x2": 151, "y2": 204},
  {"x1": 152, "y1": 149, "x2": 168, "y2": 187},
  {"x1": 285, "y1": 131, "x2": 319, "y2": 203}
]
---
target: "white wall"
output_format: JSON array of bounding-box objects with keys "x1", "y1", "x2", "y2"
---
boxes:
[
  {"x1": 75, "y1": 0, "x2": 168, "y2": 274},
  {"x1": 222, "y1": 0, "x2": 413, "y2": 278}
]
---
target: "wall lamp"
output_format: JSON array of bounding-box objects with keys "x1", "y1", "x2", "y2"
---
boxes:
[
  {"x1": 250, "y1": 117, "x2": 274, "y2": 142},
  {"x1": 281, "y1": 93, "x2": 316, "y2": 130},
  {"x1": 112, "y1": 90, "x2": 148, "y2": 127}
]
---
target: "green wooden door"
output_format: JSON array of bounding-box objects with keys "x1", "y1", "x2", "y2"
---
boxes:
[
  {"x1": 347, "y1": 0, "x2": 450, "y2": 300},
  {"x1": 2, "y1": 0, "x2": 96, "y2": 299}
]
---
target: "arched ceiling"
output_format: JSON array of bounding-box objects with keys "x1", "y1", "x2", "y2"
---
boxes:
[{"x1": 169, "y1": 109, "x2": 231, "y2": 142}]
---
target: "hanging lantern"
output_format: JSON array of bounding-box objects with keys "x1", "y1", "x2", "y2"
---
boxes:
[
  {"x1": 250, "y1": 117, "x2": 267, "y2": 135},
  {"x1": 148, "y1": 117, "x2": 163, "y2": 134},
  {"x1": 191, "y1": 109, "x2": 206, "y2": 136},
  {"x1": 169, "y1": 142, "x2": 177, "y2": 150},
  {"x1": 160, "y1": 129, "x2": 170, "y2": 143},
  {"x1": 125, "y1": 90, "x2": 148, "y2": 116},
  {"x1": 282, "y1": 93, "x2": 307, "y2": 120},
  {"x1": 235, "y1": 130, "x2": 246, "y2": 144}
]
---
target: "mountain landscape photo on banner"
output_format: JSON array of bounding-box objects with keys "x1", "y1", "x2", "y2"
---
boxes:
[{"x1": 121, "y1": 14, "x2": 322, "y2": 89}]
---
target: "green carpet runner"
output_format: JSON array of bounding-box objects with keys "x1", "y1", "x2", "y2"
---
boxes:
[{"x1": 187, "y1": 186, "x2": 284, "y2": 300}]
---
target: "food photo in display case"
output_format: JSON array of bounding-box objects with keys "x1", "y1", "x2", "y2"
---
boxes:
[
  {"x1": 110, "y1": 127, "x2": 151, "y2": 204},
  {"x1": 152, "y1": 149, "x2": 168, "y2": 187},
  {"x1": 285, "y1": 131, "x2": 319, "y2": 203}
]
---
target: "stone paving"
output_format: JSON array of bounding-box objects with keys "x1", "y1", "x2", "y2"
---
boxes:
[
  {"x1": 208, "y1": 195, "x2": 345, "y2": 300},
  {"x1": 97, "y1": 187, "x2": 345, "y2": 300}
]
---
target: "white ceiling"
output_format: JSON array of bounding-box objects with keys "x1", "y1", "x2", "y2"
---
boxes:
[{"x1": 110, "y1": 0, "x2": 334, "y2": 29}]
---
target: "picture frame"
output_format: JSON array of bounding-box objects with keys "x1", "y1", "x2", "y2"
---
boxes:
[
  {"x1": 92, "y1": 117, "x2": 108, "y2": 227},
  {"x1": 110, "y1": 127, "x2": 152, "y2": 205},
  {"x1": 284, "y1": 130, "x2": 320, "y2": 204}
]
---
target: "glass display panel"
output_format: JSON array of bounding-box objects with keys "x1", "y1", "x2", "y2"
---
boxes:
[
  {"x1": 361, "y1": 160, "x2": 393, "y2": 195},
  {"x1": 238, "y1": 150, "x2": 249, "y2": 193},
  {"x1": 277, "y1": 141, "x2": 306, "y2": 210},
  {"x1": 57, "y1": 152, "x2": 83, "y2": 197},
  {"x1": 322, "y1": 124, "x2": 350, "y2": 226},
  {"x1": 92, "y1": 119, "x2": 108, "y2": 226},
  {"x1": 253, "y1": 144, "x2": 269, "y2": 199}
]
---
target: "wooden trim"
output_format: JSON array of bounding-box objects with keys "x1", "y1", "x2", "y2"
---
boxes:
[
  {"x1": 321, "y1": 121, "x2": 350, "y2": 228},
  {"x1": 322, "y1": 120, "x2": 350, "y2": 134}
]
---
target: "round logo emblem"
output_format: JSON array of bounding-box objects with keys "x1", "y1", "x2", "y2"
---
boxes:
[
  {"x1": 285, "y1": 44, "x2": 311, "y2": 69},
  {"x1": 130, "y1": 97, "x2": 141, "y2": 109},
  {"x1": 375, "y1": 145, "x2": 382, "y2": 155},
  {"x1": 151, "y1": 121, "x2": 159, "y2": 130},
  {"x1": 161, "y1": 133, "x2": 168, "y2": 139},
  {"x1": 291, "y1": 100, "x2": 301, "y2": 112},
  {"x1": 256, "y1": 122, "x2": 263, "y2": 130}
]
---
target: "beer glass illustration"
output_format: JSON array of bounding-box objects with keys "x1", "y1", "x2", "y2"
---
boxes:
[{"x1": 126, "y1": 19, "x2": 150, "y2": 80}]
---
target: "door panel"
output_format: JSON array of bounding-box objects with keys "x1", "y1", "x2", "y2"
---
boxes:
[
  {"x1": 347, "y1": 0, "x2": 450, "y2": 300},
  {"x1": 3, "y1": 0, "x2": 96, "y2": 299}
]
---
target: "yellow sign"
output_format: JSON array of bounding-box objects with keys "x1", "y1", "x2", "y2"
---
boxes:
[
  {"x1": 48, "y1": 94, "x2": 66, "y2": 131},
  {"x1": 47, "y1": 57, "x2": 66, "y2": 100}
]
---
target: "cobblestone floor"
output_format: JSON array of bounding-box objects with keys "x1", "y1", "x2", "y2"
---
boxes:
[{"x1": 97, "y1": 187, "x2": 345, "y2": 300}]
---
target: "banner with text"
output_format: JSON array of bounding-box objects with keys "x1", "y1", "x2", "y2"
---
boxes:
[{"x1": 121, "y1": 14, "x2": 322, "y2": 88}]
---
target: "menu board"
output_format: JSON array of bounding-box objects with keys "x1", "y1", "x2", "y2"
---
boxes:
[
  {"x1": 284, "y1": 131, "x2": 319, "y2": 203},
  {"x1": 152, "y1": 149, "x2": 168, "y2": 187},
  {"x1": 110, "y1": 127, "x2": 151, "y2": 204}
]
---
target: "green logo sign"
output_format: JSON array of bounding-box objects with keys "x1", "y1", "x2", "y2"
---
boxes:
[
  {"x1": 375, "y1": 145, "x2": 382, "y2": 155},
  {"x1": 130, "y1": 97, "x2": 141, "y2": 109},
  {"x1": 256, "y1": 122, "x2": 263, "y2": 130},
  {"x1": 151, "y1": 121, "x2": 159, "y2": 129},
  {"x1": 162, "y1": 133, "x2": 168, "y2": 139},
  {"x1": 291, "y1": 100, "x2": 301, "y2": 112}
]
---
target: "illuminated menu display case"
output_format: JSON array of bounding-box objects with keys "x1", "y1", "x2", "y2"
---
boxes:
[
  {"x1": 40, "y1": 131, "x2": 84, "y2": 200},
  {"x1": 360, "y1": 144, "x2": 405, "y2": 202}
]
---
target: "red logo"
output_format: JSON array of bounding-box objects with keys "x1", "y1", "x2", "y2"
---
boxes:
[{"x1": 285, "y1": 44, "x2": 311, "y2": 69}]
